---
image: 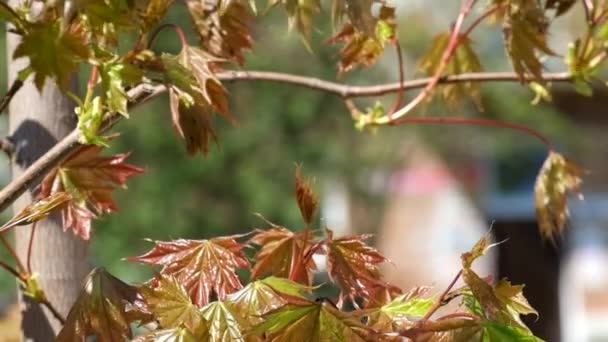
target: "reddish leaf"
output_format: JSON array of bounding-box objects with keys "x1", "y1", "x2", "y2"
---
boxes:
[
  {"x1": 249, "y1": 227, "x2": 318, "y2": 285},
  {"x1": 128, "y1": 236, "x2": 250, "y2": 306},
  {"x1": 323, "y1": 229, "x2": 389, "y2": 306},
  {"x1": 56, "y1": 268, "x2": 143, "y2": 341},
  {"x1": 187, "y1": 0, "x2": 254, "y2": 64},
  {"x1": 38, "y1": 143, "x2": 143, "y2": 239},
  {"x1": 295, "y1": 166, "x2": 318, "y2": 226}
]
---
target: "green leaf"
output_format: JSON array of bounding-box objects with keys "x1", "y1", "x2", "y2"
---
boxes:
[
  {"x1": 139, "y1": 275, "x2": 208, "y2": 338},
  {"x1": 482, "y1": 322, "x2": 544, "y2": 342},
  {"x1": 572, "y1": 77, "x2": 593, "y2": 97},
  {"x1": 419, "y1": 33, "x2": 483, "y2": 109},
  {"x1": 75, "y1": 97, "x2": 108, "y2": 146},
  {"x1": 251, "y1": 302, "x2": 376, "y2": 341},
  {"x1": 100, "y1": 61, "x2": 143, "y2": 117},
  {"x1": 13, "y1": 20, "x2": 89, "y2": 91},
  {"x1": 200, "y1": 301, "x2": 248, "y2": 341}
]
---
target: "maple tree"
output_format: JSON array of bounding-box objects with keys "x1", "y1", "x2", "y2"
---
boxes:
[{"x1": 0, "y1": 0, "x2": 601, "y2": 340}]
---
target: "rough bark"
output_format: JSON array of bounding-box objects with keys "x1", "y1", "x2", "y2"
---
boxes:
[{"x1": 6, "y1": 8, "x2": 89, "y2": 341}]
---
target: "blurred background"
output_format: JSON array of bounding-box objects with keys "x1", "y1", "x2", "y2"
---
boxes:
[{"x1": 0, "y1": 1, "x2": 607, "y2": 341}]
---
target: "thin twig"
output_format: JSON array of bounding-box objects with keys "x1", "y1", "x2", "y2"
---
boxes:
[
  {"x1": 0, "y1": 233, "x2": 26, "y2": 274},
  {"x1": 389, "y1": 116, "x2": 553, "y2": 150},
  {"x1": 26, "y1": 222, "x2": 37, "y2": 274},
  {"x1": 0, "y1": 137, "x2": 14, "y2": 157},
  {"x1": 388, "y1": 40, "x2": 405, "y2": 114},
  {"x1": 40, "y1": 298, "x2": 66, "y2": 325},
  {"x1": 0, "y1": 259, "x2": 25, "y2": 282},
  {"x1": 420, "y1": 270, "x2": 463, "y2": 323},
  {"x1": 0, "y1": 79, "x2": 24, "y2": 115}
]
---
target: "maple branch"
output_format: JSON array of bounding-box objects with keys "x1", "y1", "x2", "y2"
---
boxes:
[
  {"x1": 0, "y1": 233, "x2": 26, "y2": 274},
  {"x1": 217, "y1": 70, "x2": 573, "y2": 98},
  {"x1": 0, "y1": 70, "x2": 573, "y2": 213},
  {"x1": 420, "y1": 270, "x2": 463, "y2": 323},
  {"x1": 0, "y1": 259, "x2": 24, "y2": 282}
]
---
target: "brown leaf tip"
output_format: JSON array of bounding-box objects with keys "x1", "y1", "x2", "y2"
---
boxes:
[{"x1": 295, "y1": 166, "x2": 319, "y2": 226}]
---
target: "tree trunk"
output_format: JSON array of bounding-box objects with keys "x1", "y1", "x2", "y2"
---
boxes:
[{"x1": 6, "y1": 6, "x2": 89, "y2": 340}]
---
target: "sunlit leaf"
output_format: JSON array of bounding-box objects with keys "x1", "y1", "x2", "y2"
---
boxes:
[
  {"x1": 187, "y1": 0, "x2": 253, "y2": 64},
  {"x1": 162, "y1": 46, "x2": 231, "y2": 156},
  {"x1": 128, "y1": 236, "x2": 250, "y2": 306},
  {"x1": 249, "y1": 227, "x2": 318, "y2": 285},
  {"x1": 56, "y1": 268, "x2": 143, "y2": 341},
  {"x1": 139, "y1": 275, "x2": 208, "y2": 337},
  {"x1": 323, "y1": 229, "x2": 389, "y2": 306},
  {"x1": 294, "y1": 166, "x2": 318, "y2": 226},
  {"x1": 99, "y1": 60, "x2": 144, "y2": 116},
  {"x1": 0, "y1": 192, "x2": 71, "y2": 233},
  {"x1": 419, "y1": 33, "x2": 483, "y2": 109},
  {"x1": 75, "y1": 96, "x2": 107, "y2": 146},
  {"x1": 494, "y1": 279, "x2": 538, "y2": 330},
  {"x1": 461, "y1": 231, "x2": 496, "y2": 269},
  {"x1": 39, "y1": 142, "x2": 144, "y2": 239},
  {"x1": 13, "y1": 20, "x2": 89, "y2": 91},
  {"x1": 132, "y1": 326, "x2": 199, "y2": 342},
  {"x1": 501, "y1": 3, "x2": 555, "y2": 80},
  {"x1": 251, "y1": 302, "x2": 377, "y2": 341},
  {"x1": 363, "y1": 286, "x2": 433, "y2": 332},
  {"x1": 327, "y1": 5, "x2": 396, "y2": 74},
  {"x1": 200, "y1": 301, "x2": 248, "y2": 341},
  {"x1": 534, "y1": 151, "x2": 584, "y2": 242}
]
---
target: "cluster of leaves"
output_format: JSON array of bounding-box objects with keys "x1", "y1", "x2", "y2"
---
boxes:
[{"x1": 45, "y1": 170, "x2": 542, "y2": 341}]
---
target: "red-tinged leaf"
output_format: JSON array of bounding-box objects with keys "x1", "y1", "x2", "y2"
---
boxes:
[
  {"x1": 128, "y1": 236, "x2": 250, "y2": 306},
  {"x1": 323, "y1": 229, "x2": 389, "y2": 306},
  {"x1": 249, "y1": 227, "x2": 318, "y2": 285},
  {"x1": 56, "y1": 267, "x2": 143, "y2": 341},
  {"x1": 251, "y1": 302, "x2": 378, "y2": 341},
  {"x1": 331, "y1": 0, "x2": 375, "y2": 34},
  {"x1": 187, "y1": 0, "x2": 254, "y2": 65},
  {"x1": 169, "y1": 86, "x2": 217, "y2": 156},
  {"x1": 294, "y1": 167, "x2": 318, "y2": 226},
  {"x1": 38, "y1": 143, "x2": 143, "y2": 240},
  {"x1": 0, "y1": 192, "x2": 71, "y2": 233},
  {"x1": 534, "y1": 151, "x2": 584, "y2": 242},
  {"x1": 132, "y1": 326, "x2": 198, "y2": 342},
  {"x1": 139, "y1": 275, "x2": 208, "y2": 338}
]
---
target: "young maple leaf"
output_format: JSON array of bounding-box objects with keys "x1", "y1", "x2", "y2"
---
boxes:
[
  {"x1": 13, "y1": 20, "x2": 90, "y2": 91},
  {"x1": 187, "y1": 0, "x2": 254, "y2": 65},
  {"x1": 133, "y1": 327, "x2": 198, "y2": 342},
  {"x1": 162, "y1": 46, "x2": 232, "y2": 156},
  {"x1": 56, "y1": 267, "x2": 143, "y2": 341},
  {"x1": 326, "y1": 5, "x2": 396, "y2": 75},
  {"x1": 534, "y1": 151, "x2": 584, "y2": 242},
  {"x1": 418, "y1": 33, "x2": 483, "y2": 109},
  {"x1": 323, "y1": 229, "x2": 390, "y2": 306},
  {"x1": 200, "y1": 301, "x2": 250, "y2": 341},
  {"x1": 330, "y1": 0, "x2": 376, "y2": 34},
  {"x1": 295, "y1": 167, "x2": 318, "y2": 226},
  {"x1": 0, "y1": 192, "x2": 71, "y2": 234},
  {"x1": 249, "y1": 227, "x2": 318, "y2": 285},
  {"x1": 251, "y1": 302, "x2": 378, "y2": 341},
  {"x1": 226, "y1": 276, "x2": 311, "y2": 329},
  {"x1": 38, "y1": 143, "x2": 143, "y2": 240},
  {"x1": 362, "y1": 287, "x2": 433, "y2": 333},
  {"x1": 139, "y1": 275, "x2": 208, "y2": 338},
  {"x1": 268, "y1": 0, "x2": 321, "y2": 46},
  {"x1": 128, "y1": 236, "x2": 250, "y2": 306}
]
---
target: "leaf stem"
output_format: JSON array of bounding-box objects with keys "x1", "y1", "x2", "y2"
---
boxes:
[
  {"x1": 40, "y1": 297, "x2": 66, "y2": 325},
  {"x1": 0, "y1": 233, "x2": 26, "y2": 275},
  {"x1": 388, "y1": 116, "x2": 553, "y2": 151},
  {"x1": 148, "y1": 23, "x2": 188, "y2": 50},
  {"x1": 0, "y1": 259, "x2": 25, "y2": 282},
  {"x1": 462, "y1": 4, "x2": 500, "y2": 38},
  {"x1": 435, "y1": 312, "x2": 480, "y2": 321},
  {"x1": 420, "y1": 270, "x2": 463, "y2": 323},
  {"x1": 26, "y1": 222, "x2": 37, "y2": 274},
  {"x1": 0, "y1": 79, "x2": 24, "y2": 116},
  {"x1": 388, "y1": 40, "x2": 405, "y2": 114}
]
